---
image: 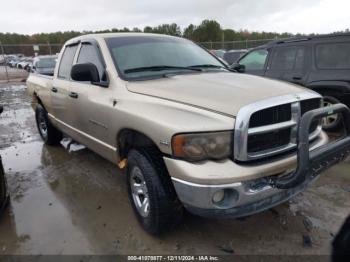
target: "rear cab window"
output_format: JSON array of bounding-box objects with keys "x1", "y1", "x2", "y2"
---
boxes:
[
  {"x1": 316, "y1": 42, "x2": 350, "y2": 69},
  {"x1": 58, "y1": 45, "x2": 79, "y2": 79}
]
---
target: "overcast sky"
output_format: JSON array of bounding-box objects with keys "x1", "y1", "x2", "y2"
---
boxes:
[{"x1": 1, "y1": 0, "x2": 349, "y2": 35}]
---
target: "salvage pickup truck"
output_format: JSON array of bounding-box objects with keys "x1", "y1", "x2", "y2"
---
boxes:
[{"x1": 26, "y1": 33, "x2": 350, "y2": 234}]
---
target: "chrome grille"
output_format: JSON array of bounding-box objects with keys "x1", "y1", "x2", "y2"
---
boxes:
[
  {"x1": 234, "y1": 93, "x2": 323, "y2": 162},
  {"x1": 249, "y1": 103, "x2": 291, "y2": 128}
]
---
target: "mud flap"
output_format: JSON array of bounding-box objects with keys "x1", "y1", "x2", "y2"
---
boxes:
[{"x1": 270, "y1": 103, "x2": 350, "y2": 189}]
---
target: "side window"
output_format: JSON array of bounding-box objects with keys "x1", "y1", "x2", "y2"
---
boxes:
[
  {"x1": 294, "y1": 48, "x2": 305, "y2": 70},
  {"x1": 58, "y1": 45, "x2": 78, "y2": 79},
  {"x1": 316, "y1": 42, "x2": 350, "y2": 69},
  {"x1": 270, "y1": 46, "x2": 305, "y2": 70},
  {"x1": 77, "y1": 43, "x2": 105, "y2": 80},
  {"x1": 239, "y1": 50, "x2": 268, "y2": 71}
]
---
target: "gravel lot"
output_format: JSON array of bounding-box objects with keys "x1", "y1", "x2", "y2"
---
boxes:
[{"x1": 0, "y1": 83, "x2": 349, "y2": 257}]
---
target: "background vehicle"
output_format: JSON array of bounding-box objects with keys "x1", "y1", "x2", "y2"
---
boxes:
[
  {"x1": 223, "y1": 49, "x2": 247, "y2": 65},
  {"x1": 17, "y1": 58, "x2": 33, "y2": 70},
  {"x1": 234, "y1": 33, "x2": 350, "y2": 131},
  {"x1": 0, "y1": 106, "x2": 9, "y2": 214},
  {"x1": 31, "y1": 55, "x2": 57, "y2": 76},
  {"x1": 8, "y1": 58, "x2": 20, "y2": 68},
  {"x1": 26, "y1": 33, "x2": 350, "y2": 234},
  {"x1": 210, "y1": 49, "x2": 226, "y2": 59},
  {"x1": 332, "y1": 214, "x2": 350, "y2": 258}
]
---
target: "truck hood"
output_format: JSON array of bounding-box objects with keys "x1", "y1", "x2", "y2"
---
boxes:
[{"x1": 126, "y1": 72, "x2": 309, "y2": 117}]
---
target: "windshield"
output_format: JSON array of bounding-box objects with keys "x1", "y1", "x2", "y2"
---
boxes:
[
  {"x1": 106, "y1": 36, "x2": 226, "y2": 80},
  {"x1": 36, "y1": 58, "x2": 56, "y2": 68}
]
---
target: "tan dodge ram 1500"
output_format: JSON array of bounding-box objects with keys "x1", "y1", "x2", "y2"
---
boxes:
[{"x1": 26, "y1": 33, "x2": 350, "y2": 234}]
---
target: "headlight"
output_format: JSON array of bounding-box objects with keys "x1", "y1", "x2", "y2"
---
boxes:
[{"x1": 172, "y1": 131, "x2": 233, "y2": 161}]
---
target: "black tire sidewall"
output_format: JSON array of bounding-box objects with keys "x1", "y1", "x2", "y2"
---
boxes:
[
  {"x1": 127, "y1": 150, "x2": 159, "y2": 233},
  {"x1": 0, "y1": 157, "x2": 8, "y2": 212},
  {"x1": 35, "y1": 104, "x2": 62, "y2": 145},
  {"x1": 126, "y1": 149, "x2": 183, "y2": 234},
  {"x1": 35, "y1": 104, "x2": 49, "y2": 143}
]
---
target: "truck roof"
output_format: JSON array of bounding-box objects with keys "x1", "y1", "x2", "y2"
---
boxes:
[
  {"x1": 254, "y1": 32, "x2": 350, "y2": 50},
  {"x1": 66, "y1": 32, "x2": 182, "y2": 46}
]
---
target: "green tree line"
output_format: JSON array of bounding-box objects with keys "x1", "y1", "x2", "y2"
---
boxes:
[
  {"x1": 1, "y1": 19, "x2": 348, "y2": 45},
  {"x1": 0, "y1": 20, "x2": 296, "y2": 45}
]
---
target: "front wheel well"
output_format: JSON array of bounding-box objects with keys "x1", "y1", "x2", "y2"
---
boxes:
[
  {"x1": 308, "y1": 86, "x2": 344, "y2": 100},
  {"x1": 117, "y1": 129, "x2": 161, "y2": 160}
]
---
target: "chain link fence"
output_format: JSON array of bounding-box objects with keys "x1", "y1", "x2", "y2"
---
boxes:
[
  {"x1": 0, "y1": 38, "x2": 275, "y2": 82},
  {"x1": 0, "y1": 43, "x2": 62, "y2": 82},
  {"x1": 198, "y1": 39, "x2": 274, "y2": 50}
]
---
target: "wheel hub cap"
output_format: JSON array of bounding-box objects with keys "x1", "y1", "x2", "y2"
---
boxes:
[
  {"x1": 322, "y1": 101, "x2": 339, "y2": 127},
  {"x1": 38, "y1": 114, "x2": 48, "y2": 138},
  {"x1": 130, "y1": 166, "x2": 150, "y2": 217}
]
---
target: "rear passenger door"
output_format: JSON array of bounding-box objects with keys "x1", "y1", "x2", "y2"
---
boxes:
[
  {"x1": 265, "y1": 45, "x2": 309, "y2": 85},
  {"x1": 51, "y1": 44, "x2": 79, "y2": 126},
  {"x1": 67, "y1": 41, "x2": 115, "y2": 160}
]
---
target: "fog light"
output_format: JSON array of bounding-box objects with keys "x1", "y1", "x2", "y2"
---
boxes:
[{"x1": 212, "y1": 189, "x2": 225, "y2": 203}]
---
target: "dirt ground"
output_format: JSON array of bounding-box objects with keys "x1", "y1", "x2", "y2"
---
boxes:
[{"x1": 0, "y1": 82, "x2": 349, "y2": 256}]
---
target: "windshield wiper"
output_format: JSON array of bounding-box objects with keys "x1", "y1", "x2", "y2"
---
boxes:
[
  {"x1": 188, "y1": 64, "x2": 227, "y2": 70},
  {"x1": 124, "y1": 65, "x2": 202, "y2": 74}
]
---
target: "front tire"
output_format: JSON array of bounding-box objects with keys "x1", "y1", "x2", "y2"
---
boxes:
[
  {"x1": 35, "y1": 104, "x2": 62, "y2": 145},
  {"x1": 126, "y1": 148, "x2": 183, "y2": 234}
]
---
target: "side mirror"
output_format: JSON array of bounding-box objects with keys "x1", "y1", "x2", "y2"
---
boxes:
[
  {"x1": 230, "y1": 63, "x2": 245, "y2": 73},
  {"x1": 71, "y1": 63, "x2": 100, "y2": 83}
]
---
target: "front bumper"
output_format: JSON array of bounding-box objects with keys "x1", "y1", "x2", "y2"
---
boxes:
[
  {"x1": 172, "y1": 174, "x2": 317, "y2": 218},
  {"x1": 168, "y1": 104, "x2": 350, "y2": 218}
]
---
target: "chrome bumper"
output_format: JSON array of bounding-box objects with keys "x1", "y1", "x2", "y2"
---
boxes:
[{"x1": 172, "y1": 174, "x2": 317, "y2": 218}]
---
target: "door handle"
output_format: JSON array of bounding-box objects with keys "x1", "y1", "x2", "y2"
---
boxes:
[
  {"x1": 69, "y1": 92, "x2": 79, "y2": 99},
  {"x1": 51, "y1": 87, "x2": 58, "y2": 93},
  {"x1": 292, "y1": 76, "x2": 302, "y2": 80}
]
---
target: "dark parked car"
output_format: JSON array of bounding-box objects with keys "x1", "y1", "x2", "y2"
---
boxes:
[
  {"x1": 332, "y1": 215, "x2": 350, "y2": 259},
  {"x1": 234, "y1": 33, "x2": 350, "y2": 131},
  {"x1": 31, "y1": 55, "x2": 57, "y2": 76},
  {"x1": 0, "y1": 106, "x2": 9, "y2": 214},
  {"x1": 223, "y1": 49, "x2": 247, "y2": 65},
  {"x1": 210, "y1": 49, "x2": 226, "y2": 59}
]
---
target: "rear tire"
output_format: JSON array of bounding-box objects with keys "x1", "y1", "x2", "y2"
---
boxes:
[
  {"x1": 0, "y1": 156, "x2": 9, "y2": 213},
  {"x1": 322, "y1": 96, "x2": 343, "y2": 132},
  {"x1": 126, "y1": 148, "x2": 183, "y2": 234},
  {"x1": 35, "y1": 104, "x2": 62, "y2": 145}
]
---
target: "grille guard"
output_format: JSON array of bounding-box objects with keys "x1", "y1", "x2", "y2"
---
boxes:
[{"x1": 270, "y1": 103, "x2": 350, "y2": 189}]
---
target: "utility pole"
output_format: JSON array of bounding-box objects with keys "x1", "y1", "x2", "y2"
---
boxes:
[
  {"x1": 47, "y1": 41, "x2": 52, "y2": 55},
  {"x1": 0, "y1": 41, "x2": 9, "y2": 82},
  {"x1": 222, "y1": 31, "x2": 225, "y2": 50}
]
